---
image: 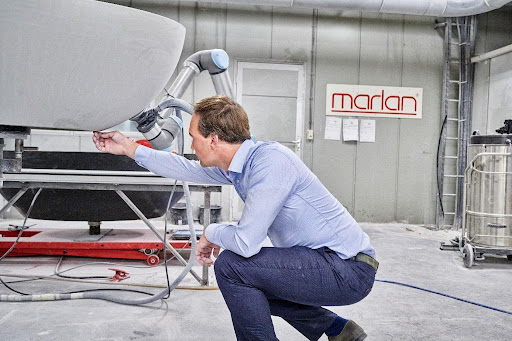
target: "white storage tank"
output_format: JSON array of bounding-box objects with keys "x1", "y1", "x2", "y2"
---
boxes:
[{"x1": 465, "y1": 134, "x2": 512, "y2": 248}]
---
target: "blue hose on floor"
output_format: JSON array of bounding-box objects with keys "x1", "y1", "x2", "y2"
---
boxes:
[{"x1": 376, "y1": 279, "x2": 512, "y2": 316}]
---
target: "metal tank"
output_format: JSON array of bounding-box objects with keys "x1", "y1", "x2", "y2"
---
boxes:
[{"x1": 462, "y1": 134, "x2": 512, "y2": 267}]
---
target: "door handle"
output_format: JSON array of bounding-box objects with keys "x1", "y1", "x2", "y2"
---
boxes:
[
  {"x1": 277, "y1": 139, "x2": 301, "y2": 152},
  {"x1": 277, "y1": 139, "x2": 301, "y2": 145}
]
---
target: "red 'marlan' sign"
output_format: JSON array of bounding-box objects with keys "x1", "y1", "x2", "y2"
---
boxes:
[{"x1": 326, "y1": 84, "x2": 423, "y2": 119}]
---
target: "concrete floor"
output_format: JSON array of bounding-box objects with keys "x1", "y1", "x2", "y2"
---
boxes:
[{"x1": 0, "y1": 219, "x2": 511, "y2": 341}]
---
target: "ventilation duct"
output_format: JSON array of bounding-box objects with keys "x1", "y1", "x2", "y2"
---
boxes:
[{"x1": 164, "y1": 0, "x2": 511, "y2": 17}]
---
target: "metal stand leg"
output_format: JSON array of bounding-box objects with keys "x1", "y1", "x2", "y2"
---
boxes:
[
  {"x1": 115, "y1": 190, "x2": 202, "y2": 283},
  {"x1": 202, "y1": 190, "x2": 211, "y2": 286},
  {"x1": 0, "y1": 188, "x2": 28, "y2": 217}
]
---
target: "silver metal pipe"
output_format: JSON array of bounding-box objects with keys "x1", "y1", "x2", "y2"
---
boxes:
[
  {"x1": 472, "y1": 43, "x2": 512, "y2": 63},
  {"x1": 466, "y1": 210, "x2": 512, "y2": 218}
]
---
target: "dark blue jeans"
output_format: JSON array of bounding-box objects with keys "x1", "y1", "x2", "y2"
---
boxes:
[{"x1": 214, "y1": 246, "x2": 376, "y2": 341}]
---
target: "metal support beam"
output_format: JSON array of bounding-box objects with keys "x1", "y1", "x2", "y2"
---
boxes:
[{"x1": 115, "y1": 189, "x2": 202, "y2": 283}]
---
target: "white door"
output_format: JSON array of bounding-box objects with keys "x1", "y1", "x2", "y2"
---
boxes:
[{"x1": 230, "y1": 60, "x2": 306, "y2": 220}]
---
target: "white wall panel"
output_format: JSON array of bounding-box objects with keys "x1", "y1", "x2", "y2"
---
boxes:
[
  {"x1": 396, "y1": 16, "x2": 443, "y2": 224},
  {"x1": 269, "y1": 9, "x2": 314, "y2": 166},
  {"x1": 354, "y1": 13, "x2": 402, "y2": 222},
  {"x1": 313, "y1": 10, "x2": 362, "y2": 213},
  {"x1": 473, "y1": 10, "x2": 512, "y2": 134},
  {"x1": 472, "y1": 62, "x2": 491, "y2": 133},
  {"x1": 487, "y1": 53, "x2": 512, "y2": 132},
  {"x1": 270, "y1": 8, "x2": 312, "y2": 62},
  {"x1": 194, "y1": 4, "x2": 227, "y2": 125},
  {"x1": 226, "y1": 5, "x2": 272, "y2": 59}
]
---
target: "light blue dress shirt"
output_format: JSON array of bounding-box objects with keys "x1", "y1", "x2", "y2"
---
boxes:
[{"x1": 134, "y1": 140, "x2": 375, "y2": 260}]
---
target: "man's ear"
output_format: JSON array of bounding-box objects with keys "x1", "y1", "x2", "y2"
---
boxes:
[{"x1": 210, "y1": 133, "x2": 219, "y2": 149}]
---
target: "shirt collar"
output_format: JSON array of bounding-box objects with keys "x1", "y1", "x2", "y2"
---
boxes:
[{"x1": 228, "y1": 139, "x2": 255, "y2": 174}]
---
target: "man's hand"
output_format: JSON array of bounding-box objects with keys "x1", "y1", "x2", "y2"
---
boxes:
[
  {"x1": 92, "y1": 131, "x2": 139, "y2": 159},
  {"x1": 195, "y1": 233, "x2": 221, "y2": 266}
]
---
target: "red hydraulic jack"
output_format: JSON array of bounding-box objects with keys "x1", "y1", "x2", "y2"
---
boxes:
[{"x1": 0, "y1": 226, "x2": 192, "y2": 266}]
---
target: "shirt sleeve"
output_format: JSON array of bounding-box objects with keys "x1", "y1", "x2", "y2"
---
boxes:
[
  {"x1": 134, "y1": 145, "x2": 232, "y2": 185},
  {"x1": 205, "y1": 148, "x2": 299, "y2": 257}
]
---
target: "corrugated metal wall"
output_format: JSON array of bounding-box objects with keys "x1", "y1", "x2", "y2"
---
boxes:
[
  {"x1": 131, "y1": 2, "x2": 449, "y2": 224},
  {"x1": 6, "y1": 1, "x2": 511, "y2": 225}
]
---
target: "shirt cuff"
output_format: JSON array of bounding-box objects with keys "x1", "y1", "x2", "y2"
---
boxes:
[
  {"x1": 134, "y1": 145, "x2": 151, "y2": 168},
  {"x1": 204, "y1": 223, "x2": 223, "y2": 248}
]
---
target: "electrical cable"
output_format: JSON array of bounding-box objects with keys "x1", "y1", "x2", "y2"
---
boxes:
[
  {"x1": 0, "y1": 188, "x2": 42, "y2": 262},
  {"x1": 0, "y1": 188, "x2": 43, "y2": 295},
  {"x1": 59, "y1": 288, "x2": 155, "y2": 296},
  {"x1": 0, "y1": 277, "x2": 28, "y2": 295},
  {"x1": 0, "y1": 272, "x2": 218, "y2": 290},
  {"x1": 375, "y1": 279, "x2": 512, "y2": 316},
  {"x1": 54, "y1": 257, "x2": 109, "y2": 280},
  {"x1": 0, "y1": 192, "x2": 160, "y2": 297},
  {"x1": 436, "y1": 115, "x2": 448, "y2": 219},
  {"x1": 3, "y1": 229, "x2": 190, "y2": 286},
  {"x1": 163, "y1": 179, "x2": 179, "y2": 299}
]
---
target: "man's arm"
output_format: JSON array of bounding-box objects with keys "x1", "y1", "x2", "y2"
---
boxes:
[
  {"x1": 135, "y1": 146, "x2": 232, "y2": 185},
  {"x1": 93, "y1": 131, "x2": 231, "y2": 185},
  {"x1": 205, "y1": 148, "x2": 298, "y2": 258}
]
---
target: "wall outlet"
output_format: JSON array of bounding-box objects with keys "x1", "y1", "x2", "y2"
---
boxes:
[{"x1": 307, "y1": 129, "x2": 314, "y2": 141}]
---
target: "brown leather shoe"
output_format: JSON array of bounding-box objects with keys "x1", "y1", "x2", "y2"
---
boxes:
[{"x1": 327, "y1": 320, "x2": 367, "y2": 341}]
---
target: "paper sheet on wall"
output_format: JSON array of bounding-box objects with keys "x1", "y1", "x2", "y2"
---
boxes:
[
  {"x1": 324, "y1": 116, "x2": 342, "y2": 140},
  {"x1": 343, "y1": 119, "x2": 359, "y2": 141},
  {"x1": 360, "y1": 119, "x2": 376, "y2": 143}
]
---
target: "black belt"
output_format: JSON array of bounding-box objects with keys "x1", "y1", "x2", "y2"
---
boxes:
[{"x1": 348, "y1": 253, "x2": 379, "y2": 272}]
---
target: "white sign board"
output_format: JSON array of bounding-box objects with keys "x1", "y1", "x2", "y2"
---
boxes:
[{"x1": 326, "y1": 84, "x2": 423, "y2": 119}]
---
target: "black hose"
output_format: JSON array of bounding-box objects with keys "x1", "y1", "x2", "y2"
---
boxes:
[{"x1": 376, "y1": 279, "x2": 512, "y2": 316}]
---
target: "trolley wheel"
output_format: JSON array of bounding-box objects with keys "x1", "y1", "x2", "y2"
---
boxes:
[
  {"x1": 463, "y1": 244, "x2": 474, "y2": 268},
  {"x1": 507, "y1": 255, "x2": 512, "y2": 261},
  {"x1": 147, "y1": 254, "x2": 160, "y2": 266}
]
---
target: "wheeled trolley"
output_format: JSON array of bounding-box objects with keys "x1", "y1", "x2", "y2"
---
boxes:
[{"x1": 461, "y1": 134, "x2": 512, "y2": 268}]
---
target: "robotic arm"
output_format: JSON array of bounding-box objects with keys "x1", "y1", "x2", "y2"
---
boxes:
[
  {"x1": 166, "y1": 48, "x2": 233, "y2": 101},
  {"x1": 130, "y1": 49, "x2": 234, "y2": 151}
]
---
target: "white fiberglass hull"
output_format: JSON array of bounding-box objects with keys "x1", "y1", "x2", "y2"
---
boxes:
[{"x1": 0, "y1": 0, "x2": 185, "y2": 131}]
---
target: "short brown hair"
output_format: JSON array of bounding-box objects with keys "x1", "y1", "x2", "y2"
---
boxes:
[{"x1": 194, "y1": 96, "x2": 251, "y2": 143}]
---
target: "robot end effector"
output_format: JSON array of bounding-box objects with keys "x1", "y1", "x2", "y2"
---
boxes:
[
  {"x1": 130, "y1": 49, "x2": 233, "y2": 151},
  {"x1": 130, "y1": 104, "x2": 184, "y2": 152}
]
